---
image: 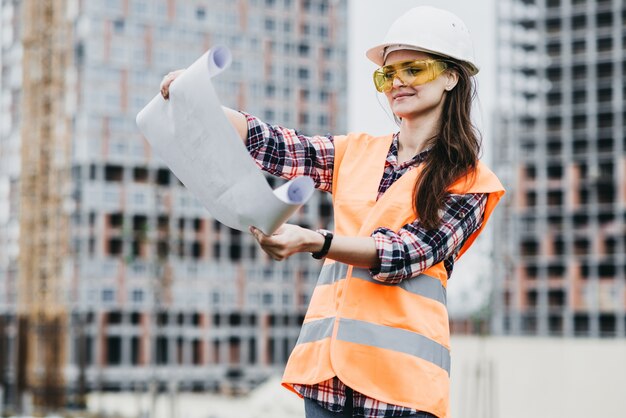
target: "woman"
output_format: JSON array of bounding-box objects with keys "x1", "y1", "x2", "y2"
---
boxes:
[{"x1": 161, "y1": 6, "x2": 504, "y2": 418}]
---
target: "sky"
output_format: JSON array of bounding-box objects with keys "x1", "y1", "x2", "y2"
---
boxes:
[{"x1": 348, "y1": 0, "x2": 498, "y2": 316}]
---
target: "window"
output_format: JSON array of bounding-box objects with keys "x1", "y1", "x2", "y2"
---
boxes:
[
  {"x1": 546, "y1": 18, "x2": 561, "y2": 33},
  {"x1": 547, "y1": 191, "x2": 563, "y2": 206},
  {"x1": 546, "y1": 67, "x2": 562, "y2": 82},
  {"x1": 597, "y1": 38, "x2": 613, "y2": 53},
  {"x1": 156, "y1": 168, "x2": 170, "y2": 185},
  {"x1": 298, "y1": 43, "x2": 310, "y2": 56},
  {"x1": 264, "y1": 18, "x2": 275, "y2": 31},
  {"x1": 264, "y1": 109, "x2": 275, "y2": 121},
  {"x1": 547, "y1": 42, "x2": 561, "y2": 57},
  {"x1": 598, "y1": 88, "x2": 612, "y2": 103},
  {"x1": 547, "y1": 92, "x2": 561, "y2": 105},
  {"x1": 573, "y1": 90, "x2": 586, "y2": 104},
  {"x1": 597, "y1": 62, "x2": 613, "y2": 79},
  {"x1": 298, "y1": 68, "x2": 309, "y2": 80},
  {"x1": 106, "y1": 336, "x2": 122, "y2": 365},
  {"x1": 132, "y1": 289, "x2": 144, "y2": 302},
  {"x1": 547, "y1": 116, "x2": 562, "y2": 131},
  {"x1": 520, "y1": 239, "x2": 539, "y2": 256},
  {"x1": 572, "y1": 64, "x2": 586, "y2": 80},
  {"x1": 102, "y1": 289, "x2": 115, "y2": 303},
  {"x1": 113, "y1": 19, "x2": 125, "y2": 33},
  {"x1": 596, "y1": 12, "x2": 613, "y2": 28},
  {"x1": 572, "y1": 114, "x2": 586, "y2": 129},
  {"x1": 108, "y1": 238, "x2": 123, "y2": 256},
  {"x1": 572, "y1": 40, "x2": 586, "y2": 55},
  {"x1": 597, "y1": 113, "x2": 613, "y2": 128},
  {"x1": 133, "y1": 167, "x2": 149, "y2": 182},
  {"x1": 192, "y1": 242, "x2": 203, "y2": 259},
  {"x1": 547, "y1": 164, "x2": 563, "y2": 179},
  {"x1": 131, "y1": 337, "x2": 140, "y2": 365},
  {"x1": 572, "y1": 15, "x2": 586, "y2": 30},
  {"x1": 105, "y1": 165, "x2": 123, "y2": 182},
  {"x1": 262, "y1": 292, "x2": 274, "y2": 306}
]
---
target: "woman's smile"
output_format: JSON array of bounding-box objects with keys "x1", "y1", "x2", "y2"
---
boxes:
[{"x1": 392, "y1": 91, "x2": 415, "y2": 100}]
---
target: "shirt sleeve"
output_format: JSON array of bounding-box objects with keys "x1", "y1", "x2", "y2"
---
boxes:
[
  {"x1": 369, "y1": 193, "x2": 488, "y2": 283},
  {"x1": 243, "y1": 112, "x2": 335, "y2": 193}
]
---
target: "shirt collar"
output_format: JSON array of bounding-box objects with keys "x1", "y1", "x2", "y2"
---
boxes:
[{"x1": 388, "y1": 132, "x2": 430, "y2": 169}]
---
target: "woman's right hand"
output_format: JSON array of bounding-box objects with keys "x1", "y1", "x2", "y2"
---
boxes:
[{"x1": 160, "y1": 69, "x2": 185, "y2": 100}]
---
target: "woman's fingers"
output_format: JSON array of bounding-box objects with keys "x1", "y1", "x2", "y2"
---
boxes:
[
  {"x1": 160, "y1": 73, "x2": 173, "y2": 99},
  {"x1": 249, "y1": 226, "x2": 287, "y2": 261},
  {"x1": 160, "y1": 69, "x2": 185, "y2": 100}
]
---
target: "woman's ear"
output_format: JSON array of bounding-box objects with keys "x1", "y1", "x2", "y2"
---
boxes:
[{"x1": 443, "y1": 70, "x2": 459, "y2": 92}]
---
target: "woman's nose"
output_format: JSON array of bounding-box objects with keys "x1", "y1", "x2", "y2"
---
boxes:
[{"x1": 391, "y1": 74, "x2": 406, "y2": 88}]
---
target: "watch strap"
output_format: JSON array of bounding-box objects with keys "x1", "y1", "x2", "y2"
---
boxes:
[{"x1": 311, "y1": 229, "x2": 333, "y2": 259}]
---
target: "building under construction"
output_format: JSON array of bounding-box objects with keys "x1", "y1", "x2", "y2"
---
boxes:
[
  {"x1": 0, "y1": 0, "x2": 347, "y2": 412},
  {"x1": 493, "y1": 0, "x2": 626, "y2": 337}
]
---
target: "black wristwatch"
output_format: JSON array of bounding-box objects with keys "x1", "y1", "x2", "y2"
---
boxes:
[{"x1": 311, "y1": 229, "x2": 334, "y2": 259}]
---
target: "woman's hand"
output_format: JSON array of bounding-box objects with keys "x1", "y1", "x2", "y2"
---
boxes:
[
  {"x1": 249, "y1": 224, "x2": 323, "y2": 261},
  {"x1": 160, "y1": 69, "x2": 185, "y2": 99},
  {"x1": 158, "y1": 69, "x2": 249, "y2": 141},
  {"x1": 250, "y1": 224, "x2": 380, "y2": 267}
]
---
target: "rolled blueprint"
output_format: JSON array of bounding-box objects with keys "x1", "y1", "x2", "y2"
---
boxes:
[{"x1": 136, "y1": 46, "x2": 314, "y2": 235}]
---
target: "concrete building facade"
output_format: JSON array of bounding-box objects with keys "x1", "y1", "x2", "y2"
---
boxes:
[
  {"x1": 0, "y1": 0, "x2": 347, "y2": 397},
  {"x1": 493, "y1": 0, "x2": 626, "y2": 337}
]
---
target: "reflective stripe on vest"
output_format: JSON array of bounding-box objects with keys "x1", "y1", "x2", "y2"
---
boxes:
[
  {"x1": 296, "y1": 317, "x2": 451, "y2": 375},
  {"x1": 296, "y1": 317, "x2": 334, "y2": 345},
  {"x1": 317, "y1": 262, "x2": 447, "y2": 306}
]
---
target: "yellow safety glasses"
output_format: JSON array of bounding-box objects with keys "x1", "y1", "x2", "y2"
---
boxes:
[{"x1": 373, "y1": 59, "x2": 448, "y2": 93}]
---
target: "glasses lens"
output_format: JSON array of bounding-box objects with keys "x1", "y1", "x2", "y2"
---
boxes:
[
  {"x1": 373, "y1": 60, "x2": 447, "y2": 92},
  {"x1": 398, "y1": 62, "x2": 433, "y2": 85},
  {"x1": 373, "y1": 68, "x2": 394, "y2": 92}
]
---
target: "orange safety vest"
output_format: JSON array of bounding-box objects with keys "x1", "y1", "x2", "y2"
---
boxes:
[{"x1": 282, "y1": 133, "x2": 505, "y2": 418}]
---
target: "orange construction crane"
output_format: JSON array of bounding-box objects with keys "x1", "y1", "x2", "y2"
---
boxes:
[{"x1": 18, "y1": 0, "x2": 72, "y2": 412}]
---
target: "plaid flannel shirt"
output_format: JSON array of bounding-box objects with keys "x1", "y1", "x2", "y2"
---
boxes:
[{"x1": 244, "y1": 113, "x2": 487, "y2": 417}]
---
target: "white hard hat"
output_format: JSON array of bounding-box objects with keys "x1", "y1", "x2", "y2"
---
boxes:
[{"x1": 366, "y1": 6, "x2": 479, "y2": 75}]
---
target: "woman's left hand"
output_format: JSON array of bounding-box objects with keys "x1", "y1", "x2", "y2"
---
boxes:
[{"x1": 249, "y1": 224, "x2": 321, "y2": 261}]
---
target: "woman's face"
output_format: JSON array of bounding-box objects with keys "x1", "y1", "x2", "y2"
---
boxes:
[{"x1": 382, "y1": 50, "x2": 457, "y2": 121}]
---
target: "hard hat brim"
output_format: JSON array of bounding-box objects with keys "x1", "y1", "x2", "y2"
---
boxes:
[{"x1": 366, "y1": 43, "x2": 479, "y2": 75}]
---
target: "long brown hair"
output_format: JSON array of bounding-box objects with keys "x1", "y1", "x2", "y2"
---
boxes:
[{"x1": 413, "y1": 60, "x2": 480, "y2": 229}]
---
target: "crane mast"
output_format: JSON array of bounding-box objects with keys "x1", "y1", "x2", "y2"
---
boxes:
[{"x1": 18, "y1": 0, "x2": 72, "y2": 411}]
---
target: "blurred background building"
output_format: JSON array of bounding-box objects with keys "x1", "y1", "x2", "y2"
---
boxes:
[
  {"x1": 493, "y1": 0, "x2": 626, "y2": 337},
  {"x1": 2, "y1": 0, "x2": 626, "y2": 416},
  {"x1": 0, "y1": 0, "x2": 347, "y2": 408}
]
